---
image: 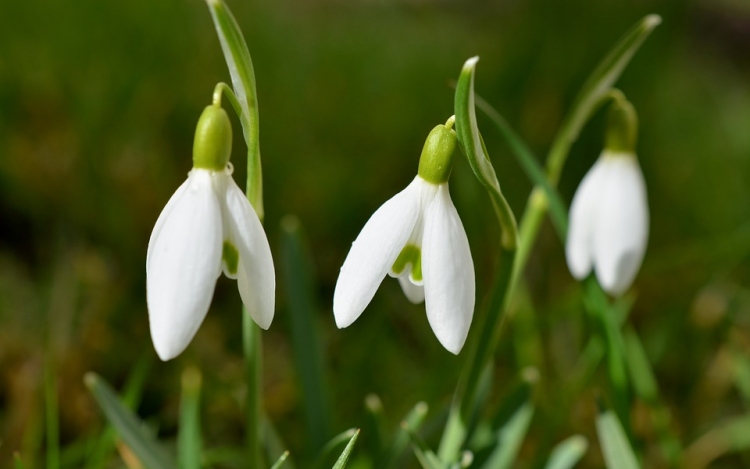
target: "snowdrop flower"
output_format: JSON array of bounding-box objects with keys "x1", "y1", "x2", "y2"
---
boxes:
[
  {"x1": 147, "y1": 104, "x2": 275, "y2": 361},
  {"x1": 333, "y1": 118, "x2": 475, "y2": 354},
  {"x1": 565, "y1": 95, "x2": 648, "y2": 296}
]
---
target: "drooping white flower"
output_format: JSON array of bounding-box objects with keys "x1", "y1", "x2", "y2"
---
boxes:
[
  {"x1": 333, "y1": 121, "x2": 475, "y2": 354},
  {"x1": 565, "y1": 151, "x2": 649, "y2": 296},
  {"x1": 146, "y1": 105, "x2": 275, "y2": 361}
]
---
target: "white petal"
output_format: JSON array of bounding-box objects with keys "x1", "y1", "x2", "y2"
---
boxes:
[
  {"x1": 398, "y1": 275, "x2": 425, "y2": 304},
  {"x1": 565, "y1": 157, "x2": 608, "y2": 280},
  {"x1": 146, "y1": 170, "x2": 223, "y2": 361},
  {"x1": 223, "y1": 177, "x2": 276, "y2": 329},
  {"x1": 593, "y1": 156, "x2": 649, "y2": 295},
  {"x1": 422, "y1": 184, "x2": 475, "y2": 354},
  {"x1": 333, "y1": 180, "x2": 421, "y2": 328}
]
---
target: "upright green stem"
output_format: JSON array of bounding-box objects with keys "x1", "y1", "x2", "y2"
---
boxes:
[{"x1": 243, "y1": 311, "x2": 263, "y2": 469}]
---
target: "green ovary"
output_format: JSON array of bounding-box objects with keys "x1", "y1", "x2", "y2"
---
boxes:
[
  {"x1": 392, "y1": 244, "x2": 422, "y2": 282},
  {"x1": 222, "y1": 241, "x2": 239, "y2": 275}
]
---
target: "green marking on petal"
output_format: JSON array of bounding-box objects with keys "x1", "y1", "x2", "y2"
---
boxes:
[
  {"x1": 222, "y1": 241, "x2": 239, "y2": 276},
  {"x1": 392, "y1": 244, "x2": 422, "y2": 282}
]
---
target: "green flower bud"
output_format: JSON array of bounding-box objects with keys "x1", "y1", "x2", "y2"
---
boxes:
[
  {"x1": 193, "y1": 105, "x2": 233, "y2": 171},
  {"x1": 417, "y1": 120, "x2": 458, "y2": 184},
  {"x1": 605, "y1": 92, "x2": 638, "y2": 153}
]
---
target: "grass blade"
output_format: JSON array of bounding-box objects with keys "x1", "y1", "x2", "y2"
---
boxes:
[
  {"x1": 481, "y1": 401, "x2": 534, "y2": 469},
  {"x1": 383, "y1": 401, "x2": 429, "y2": 469},
  {"x1": 84, "y1": 373, "x2": 176, "y2": 469},
  {"x1": 332, "y1": 430, "x2": 360, "y2": 469},
  {"x1": 85, "y1": 352, "x2": 153, "y2": 469},
  {"x1": 405, "y1": 424, "x2": 444, "y2": 469},
  {"x1": 280, "y1": 215, "x2": 331, "y2": 452},
  {"x1": 315, "y1": 429, "x2": 358, "y2": 469},
  {"x1": 543, "y1": 435, "x2": 588, "y2": 469},
  {"x1": 596, "y1": 408, "x2": 640, "y2": 469},
  {"x1": 270, "y1": 451, "x2": 290, "y2": 469}
]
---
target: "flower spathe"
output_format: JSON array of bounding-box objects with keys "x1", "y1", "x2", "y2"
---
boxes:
[
  {"x1": 333, "y1": 122, "x2": 475, "y2": 354},
  {"x1": 565, "y1": 151, "x2": 649, "y2": 296},
  {"x1": 146, "y1": 105, "x2": 275, "y2": 361}
]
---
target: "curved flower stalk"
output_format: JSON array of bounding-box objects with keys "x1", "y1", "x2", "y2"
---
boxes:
[
  {"x1": 147, "y1": 104, "x2": 275, "y2": 361},
  {"x1": 566, "y1": 93, "x2": 648, "y2": 295},
  {"x1": 333, "y1": 119, "x2": 475, "y2": 354}
]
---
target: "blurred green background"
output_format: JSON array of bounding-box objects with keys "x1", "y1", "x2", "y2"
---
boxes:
[{"x1": 1, "y1": 0, "x2": 750, "y2": 467}]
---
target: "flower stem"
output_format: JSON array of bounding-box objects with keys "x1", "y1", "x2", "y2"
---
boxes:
[{"x1": 243, "y1": 309, "x2": 263, "y2": 469}]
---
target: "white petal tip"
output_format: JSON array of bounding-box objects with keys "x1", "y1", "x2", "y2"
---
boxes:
[
  {"x1": 152, "y1": 339, "x2": 182, "y2": 362},
  {"x1": 333, "y1": 306, "x2": 356, "y2": 329}
]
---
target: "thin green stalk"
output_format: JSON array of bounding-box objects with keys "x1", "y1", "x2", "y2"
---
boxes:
[
  {"x1": 243, "y1": 311, "x2": 263, "y2": 469},
  {"x1": 178, "y1": 368, "x2": 203, "y2": 469},
  {"x1": 206, "y1": 3, "x2": 267, "y2": 465}
]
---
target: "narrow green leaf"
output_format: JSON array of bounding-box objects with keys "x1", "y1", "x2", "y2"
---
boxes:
[
  {"x1": 543, "y1": 435, "x2": 588, "y2": 469},
  {"x1": 280, "y1": 215, "x2": 331, "y2": 451},
  {"x1": 596, "y1": 409, "x2": 640, "y2": 469},
  {"x1": 178, "y1": 367, "x2": 202, "y2": 469},
  {"x1": 270, "y1": 451, "x2": 290, "y2": 469},
  {"x1": 332, "y1": 429, "x2": 360, "y2": 469},
  {"x1": 84, "y1": 373, "x2": 176, "y2": 469},
  {"x1": 546, "y1": 15, "x2": 662, "y2": 184},
  {"x1": 454, "y1": 56, "x2": 518, "y2": 250},
  {"x1": 623, "y1": 327, "x2": 658, "y2": 404},
  {"x1": 481, "y1": 401, "x2": 534, "y2": 469},
  {"x1": 85, "y1": 352, "x2": 153, "y2": 469},
  {"x1": 316, "y1": 429, "x2": 358, "y2": 469},
  {"x1": 405, "y1": 424, "x2": 445, "y2": 469},
  {"x1": 383, "y1": 401, "x2": 429, "y2": 469},
  {"x1": 473, "y1": 92, "x2": 568, "y2": 239},
  {"x1": 364, "y1": 394, "x2": 387, "y2": 465},
  {"x1": 205, "y1": 0, "x2": 263, "y2": 218}
]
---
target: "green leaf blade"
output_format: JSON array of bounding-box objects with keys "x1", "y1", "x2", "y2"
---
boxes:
[
  {"x1": 205, "y1": 0, "x2": 264, "y2": 217},
  {"x1": 332, "y1": 429, "x2": 360, "y2": 469},
  {"x1": 544, "y1": 435, "x2": 588, "y2": 469},
  {"x1": 85, "y1": 373, "x2": 176, "y2": 469},
  {"x1": 280, "y1": 215, "x2": 331, "y2": 452},
  {"x1": 596, "y1": 409, "x2": 640, "y2": 469},
  {"x1": 481, "y1": 401, "x2": 534, "y2": 469},
  {"x1": 454, "y1": 56, "x2": 518, "y2": 250}
]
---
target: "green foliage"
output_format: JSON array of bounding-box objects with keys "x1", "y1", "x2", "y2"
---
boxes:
[
  {"x1": 2, "y1": 1, "x2": 750, "y2": 469},
  {"x1": 85, "y1": 373, "x2": 176, "y2": 469},
  {"x1": 596, "y1": 408, "x2": 640, "y2": 469}
]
